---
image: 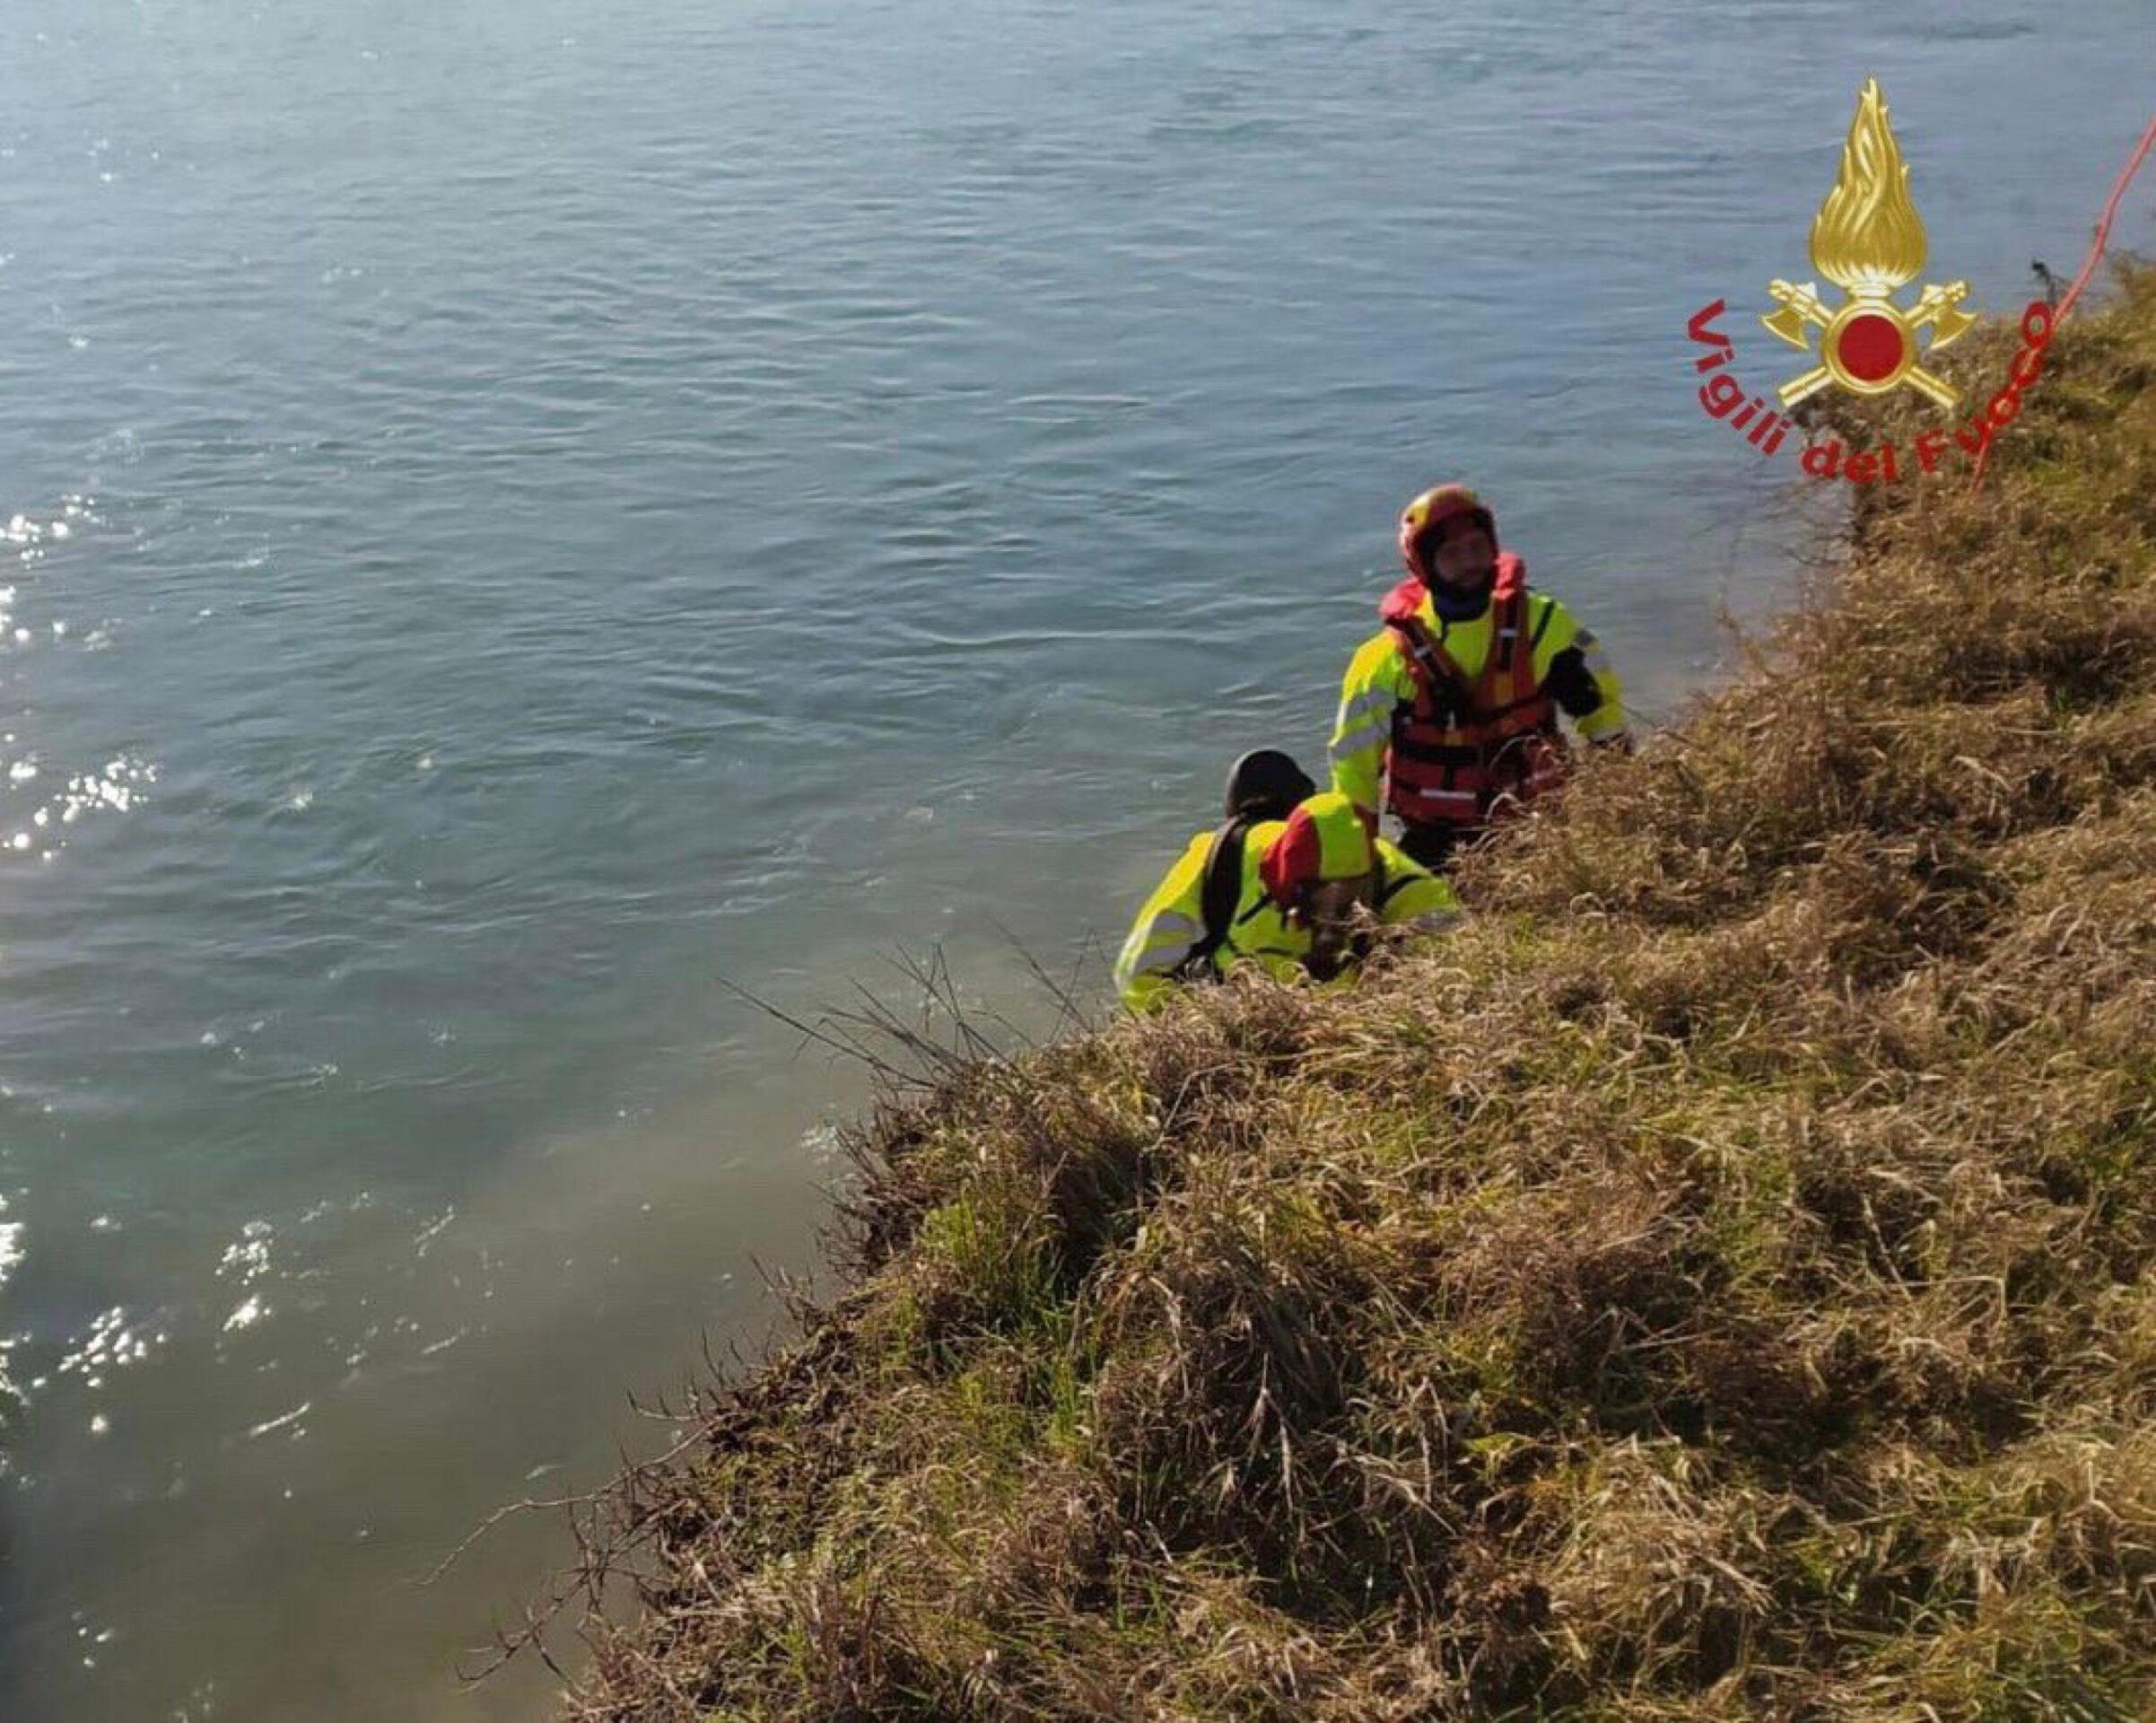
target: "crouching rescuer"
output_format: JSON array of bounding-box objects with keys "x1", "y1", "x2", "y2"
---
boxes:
[
  {"x1": 1330, "y1": 483, "x2": 1631, "y2": 871},
  {"x1": 1113, "y1": 753, "x2": 1460, "y2": 1014}
]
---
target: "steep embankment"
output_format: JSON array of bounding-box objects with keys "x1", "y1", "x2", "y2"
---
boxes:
[{"x1": 562, "y1": 265, "x2": 2156, "y2": 1720}]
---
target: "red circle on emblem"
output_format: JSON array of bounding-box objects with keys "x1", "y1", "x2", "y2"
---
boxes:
[{"x1": 1837, "y1": 312, "x2": 1906, "y2": 383}]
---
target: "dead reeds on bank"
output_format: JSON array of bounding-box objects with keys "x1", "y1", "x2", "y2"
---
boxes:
[{"x1": 558, "y1": 261, "x2": 2156, "y2": 1720}]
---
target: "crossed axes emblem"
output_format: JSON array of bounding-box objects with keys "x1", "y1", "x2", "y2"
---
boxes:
[{"x1": 1761, "y1": 277, "x2": 1978, "y2": 410}]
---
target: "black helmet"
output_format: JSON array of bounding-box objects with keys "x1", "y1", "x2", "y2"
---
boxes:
[{"x1": 1223, "y1": 749, "x2": 1316, "y2": 821}]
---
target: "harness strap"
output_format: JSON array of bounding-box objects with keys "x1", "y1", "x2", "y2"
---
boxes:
[
  {"x1": 1383, "y1": 585, "x2": 1573, "y2": 827},
  {"x1": 1492, "y1": 590, "x2": 1522, "y2": 675},
  {"x1": 1388, "y1": 602, "x2": 1549, "y2": 725},
  {"x1": 1169, "y1": 817, "x2": 1253, "y2": 982},
  {"x1": 1384, "y1": 614, "x2": 1462, "y2": 722}
]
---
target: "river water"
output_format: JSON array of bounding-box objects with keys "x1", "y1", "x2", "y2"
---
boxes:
[{"x1": 1, "y1": 1, "x2": 2148, "y2": 1715}]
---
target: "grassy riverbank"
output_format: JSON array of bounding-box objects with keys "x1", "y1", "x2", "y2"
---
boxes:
[{"x1": 561, "y1": 262, "x2": 2156, "y2": 1720}]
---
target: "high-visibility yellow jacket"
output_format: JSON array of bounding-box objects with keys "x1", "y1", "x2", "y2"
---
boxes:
[
  {"x1": 1329, "y1": 585, "x2": 1629, "y2": 825},
  {"x1": 1113, "y1": 821, "x2": 1460, "y2": 1014}
]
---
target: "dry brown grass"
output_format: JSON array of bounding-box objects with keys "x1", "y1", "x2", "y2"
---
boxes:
[{"x1": 549, "y1": 260, "x2": 2156, "y2": 1720}]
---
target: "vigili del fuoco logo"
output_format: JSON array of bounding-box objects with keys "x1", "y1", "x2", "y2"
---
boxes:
[{"x1": 1685, "y1": 77, "x2": 2054, "y2": 485}]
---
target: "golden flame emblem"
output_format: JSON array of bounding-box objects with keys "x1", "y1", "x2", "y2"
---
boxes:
[{"x1": 1762, "y1": 79, "x2": 1977, "y2": 408}]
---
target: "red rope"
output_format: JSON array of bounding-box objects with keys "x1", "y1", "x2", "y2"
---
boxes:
[
  {"x1": 1970, "y1": 109, "x2": 2156, "y2": 490},
  {"x1": 2056, "y1": 109, "x2": 2156, "y2": 323}
]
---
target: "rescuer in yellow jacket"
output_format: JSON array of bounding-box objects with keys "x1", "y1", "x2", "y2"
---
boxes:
[
  {"x1": 1113, "y1": 760, "x2": 1461, "y2": 1014},
  {"x1": 1330, "y1": 483, "x2": 1631, "y2": 871}
]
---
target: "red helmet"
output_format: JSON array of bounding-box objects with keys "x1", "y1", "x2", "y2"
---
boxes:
[
  {"x1": 1397, "y1": 483, "x2": 1497, "y2": 576},
  {"x1": 1259, "y1": 792, "x2": 1376, "y2": 908}
]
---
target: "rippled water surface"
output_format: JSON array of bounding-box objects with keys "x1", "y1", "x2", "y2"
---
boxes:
[{"x1": 1, "y1": 1, "x2": 2149, "y2": 1714}]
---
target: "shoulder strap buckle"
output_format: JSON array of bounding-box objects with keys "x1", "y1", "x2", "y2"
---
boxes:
[{"x1": 1385, "y1": 615, "x2": 1465, "y2": 720}]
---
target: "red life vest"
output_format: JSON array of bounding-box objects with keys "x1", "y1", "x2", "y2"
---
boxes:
[{"x1": 1380, "y1": 555, "x2": 1567, "y2": 832}]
